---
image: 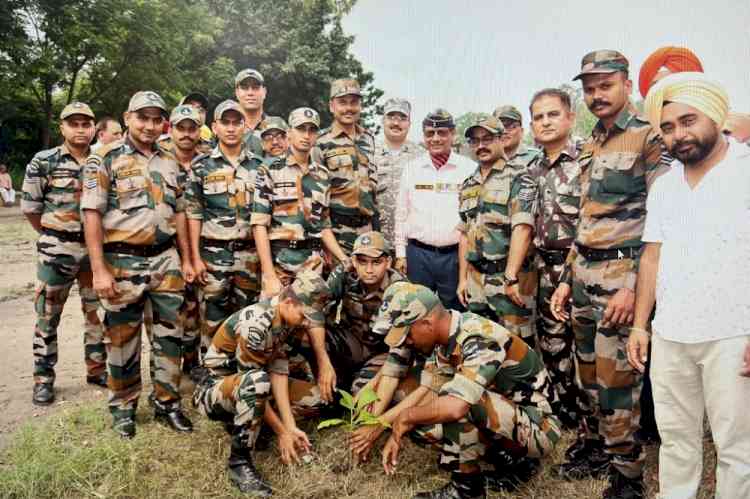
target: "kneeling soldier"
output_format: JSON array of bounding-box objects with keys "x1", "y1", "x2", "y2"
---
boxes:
[
  {"x1": 371, "y1": 283, "x2": 561, "y2": 498},
  {"x1": 193, "y1": 271, "x2": 331, "y2": 496}
]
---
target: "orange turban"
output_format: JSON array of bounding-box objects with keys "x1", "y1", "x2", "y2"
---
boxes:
[{"x1": 638, "y1": 47, "x2": 704, "y2": 98}]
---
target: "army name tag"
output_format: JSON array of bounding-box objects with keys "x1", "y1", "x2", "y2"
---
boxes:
[{"x1": 415, "y1": 184, "x2": 434, "y2": 191}]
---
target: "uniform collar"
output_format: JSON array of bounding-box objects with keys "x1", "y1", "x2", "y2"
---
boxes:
[
  {"x1": 331, "y1": 121, "x2": 364, "y2": 140},
  {"x1": 593, "y1": 103, "x2": 638, "y2": 140},
  {"x1": 211, "y1": 143, "x2": 252, "y2": 164},
  {"x1": 124, "y1": 133, "x2": 159, "y2": 157}
]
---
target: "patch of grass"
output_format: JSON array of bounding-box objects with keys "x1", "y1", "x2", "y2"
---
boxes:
[{"x1": 0, "y1": 398, "x2": 718, "y2": 499}]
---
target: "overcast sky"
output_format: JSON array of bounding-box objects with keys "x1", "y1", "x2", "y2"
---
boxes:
[{"x1": 343, "y1": 1, "x2": 750, "y2": 140}]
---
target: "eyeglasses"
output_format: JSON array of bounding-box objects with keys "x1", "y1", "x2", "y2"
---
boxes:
[
  {"x1": 424, "y1": 129, "x2": 451, "y2": 139},
  {"x1": 262, "y1": 132, "x2": 287, "y2": 142},
  {"x1": 467, "y1": 135, "x2": 499, "y2": 147},
  {"x1": 385, "y1": 114, "x2": 409, "y2": 123}
]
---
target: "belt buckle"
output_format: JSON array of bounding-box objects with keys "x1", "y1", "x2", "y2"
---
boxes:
[{"x1": 288, "y1": 240, "x2": 298, "y2": 249}]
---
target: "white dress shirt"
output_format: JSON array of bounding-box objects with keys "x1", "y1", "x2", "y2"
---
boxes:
[{"x1": 394, "y1": 151, "x2": 475, "y2": 258}]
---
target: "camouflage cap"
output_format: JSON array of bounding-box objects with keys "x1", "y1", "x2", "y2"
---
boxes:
[
  {"x1": 260, "y1": 116, "x2": 289, "y2": 137},
  {"x1": 60, "y1": 102, "x2": 95, "y2": 120},
  {"x1": 179, "y1": 92, "x2": 208, "y2": 109},
  {"x1": 128, "y1": 91, "x2": 167, "y2": 114},
  {"x1": 213, "y1": 100, "x2": 244, "y2": 121},
  {"x1": 465, "y1": 115, "x2": 504, "y2": 138},
  {"x1": 170, "y1": 105, "x2": 202, "y2": 126},
  {"x1": 383, "y1": 98, "x2": 411, "y2": 117},
  {"x1": 422, "y1": 108, "x2": 455, "y2": 129},
  {"x1": 288, "y1": 107, "x2": 321, "y2": 129},
  {"x1": 290, "y1": 270, "x2": 331, "y2": 328},
  {"x1": 573, "y1": 49, "x2": 629, "y2": 81},
  {"x1": 235, "y1": 68, "x2": 264, "y2": 86},
  {"x1": 492, "y1": 105, "x2": 523, "y2": 123},
  {"x1": 373, "y1": 282, "x2": 441, "y2": 348},
  {"x1": 330, "y1": 78, "x2": 361, "y2": 99},
  {"x1": 352, "y1": 231, "x2": 389, "y2": 258}
]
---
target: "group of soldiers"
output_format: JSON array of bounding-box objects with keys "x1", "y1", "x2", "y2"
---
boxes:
[{"x1": 20, "y1": 45, "x2": 727, "y2": 499}]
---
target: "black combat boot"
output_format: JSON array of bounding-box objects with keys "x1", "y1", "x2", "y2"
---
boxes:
[
  {"x1": 602, "y1": 469, "x2": 643, "y2": 499},
  {"x1": 227, "y1": 429, "x2": 273, "y2": 497},
  {"x1": 554, "y1": 442, "x2": 610, "y2": 480},
  {"x1": 483, "y1": 449, "x2": 540, "y2": 492},
  {"x1": 111, "y1": 408, "x2": 136, "y2": 439},
  {"x1": 32, "y1": 382, "x2": 55, "y2": 406},
  {"x1": 154, "y1": 400, "x2": 193, "y2": 433},
  {"x1": 413, "y1": 472, "x2": 486, "y2": 499}
]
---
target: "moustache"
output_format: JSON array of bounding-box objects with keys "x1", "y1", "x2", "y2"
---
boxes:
[
  {"x1": 476, "y1": 148, "x2": 490, "y2": 155},
  {"x1": 592, "y1": 99, "x2": 610, "y2": 108}
]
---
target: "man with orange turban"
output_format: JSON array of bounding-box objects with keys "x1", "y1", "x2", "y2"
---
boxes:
[{"x1": 639, "y1": 47, "x2": 749, "y2": 143}]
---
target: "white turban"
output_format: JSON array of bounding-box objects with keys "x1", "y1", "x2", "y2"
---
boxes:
[{"x1": 644, "y1": 71, "x2": 730, "y2": 131}]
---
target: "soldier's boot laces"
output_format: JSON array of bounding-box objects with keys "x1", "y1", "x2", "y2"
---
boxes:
[
  {"x1": 602, "y1": 469, "x2": 643, "y2": 499},
  {"x1": 413, "y1": 472, "x2": 486, "y2": 499},
  {"x1": 228, "y1": 431, "x2": 272, "y2": 497}
]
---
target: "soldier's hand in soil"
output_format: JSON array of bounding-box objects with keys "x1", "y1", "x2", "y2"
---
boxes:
[
  {"x1": 741, "y1": 341, "x2": 750, "y2": 377},
  {"x1": 181, "y1": 260, "x2": 196, "y2": 283},
  {"x1": 278, "y1": 426, "x2": 312, "y2": 465},
  {"x1": 192, "y1": 257, "x2": 208, "y2": 286},
  {"x1": 350, "y1": 424, "x2": 385, "y2": 462},
  {"x1": 262, "y1": 272, "x2": 283, "y2": 298},
  {"x1": 317, "y1": 360, "x2": 337, "y2": 404},
  {"x1": 93, "y1": 269, "x2": 120, "y2": 299},
  {"x1": 603, "y1": 288, "x2": 634, "y2": 327},
  {"x1": 456, "y1": 277, "x2": 469, "y2": 307},
  {"x1": 626, "y1": 328, "x2": 650, "y2": 373},
  {"x1": 382, "y1": 435, "x2": 401, "y2": 475},
  {"x1": 550, "y1": 283, "x2": 571, "y2": 321}
]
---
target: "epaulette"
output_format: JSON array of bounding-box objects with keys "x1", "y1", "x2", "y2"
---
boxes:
[
  {"x1": 317, "y1": 126, "x2": 332, "y2": 138},
  {"x1": 96, "y1": 139, "x2": 126, "y2": 160},
  {"x1": 33, "y1": 147, "x2": 60, "y2": 161}
]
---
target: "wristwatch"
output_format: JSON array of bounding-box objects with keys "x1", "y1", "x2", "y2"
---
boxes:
[{"x1": 503, "y1": 274, "x2": 519, "y2": 286}]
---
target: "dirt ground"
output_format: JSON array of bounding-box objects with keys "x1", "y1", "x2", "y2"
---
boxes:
[{"x1": 0, "y1": 208, "x2": 112, "y2": 450}]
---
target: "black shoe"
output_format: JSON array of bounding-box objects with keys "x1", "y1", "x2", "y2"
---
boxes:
[
  {"x1": 154, "y1": 407, "x2": 193, "y2": 433},
  {"x1": 484, "y1": 457, "x2": 540, "y2": 492},
  {"x1": 189, "y1": 366, "x2": 210, "y2": 385},
  {"x1": 564, "y1": 437, "x2": 603, "y2": 462},
  {"x1": 86, "y1": 373, "x2": 108, "y2": 388},
  {"x1": 414, "y1": 473, "x2": 485, "y2": 499},
  {"x1": 602, "y1": 470, "x2": 643, "y2": 499},
  {"x1": 554, "y1": 454, "x2": 610, "y2": 481},
  {"x1": 32, "y1": 383, "x2": 55, "y2": 406},
  {"x1": 228, "y1": 461, "x2": 273, "y2": 496},
  {"x1": 113, "y1": 416, "x2": 136, "y2": 439}
]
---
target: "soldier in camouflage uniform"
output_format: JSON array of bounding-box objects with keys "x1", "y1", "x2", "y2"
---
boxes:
[
  {"x1": 253, "y1": 107, "x2": 350, "y2": 298},
  {"x1": 22, "y1": 102, "x2": 107, "y2": 406},
  {"x1": 311, "y1": 79, "x2": 378, "y2": 254},
  {"x1": 81, "y1": 91, "x2": 194, "y2": 438},
  {"x1": 235, "y1": 69, "x2": 269, "y2": 157},
  {"x1": 374, "y1": 98, "x2": 422, "y2": 248},
  {"x1": 492, "y1": 105, "x2": 542, "y2": 168},
  {"x1": 527, "y1": 88, "x2": 585, "y2": 428},
  {"x1": 187, "y1": 100, "x2": 262, "y2": 350},
  {"x1": 549, "y1": 51, "x2": 668, "y2": 499},
  {"x1": 370, "y1": 282, "x2": 561, "y2": 499},
  {"x1": 259, "y1": 116, "x2": 289, "y2": 160},
  {"x1": 148, "y1": 105, "x2": 205, "y2": 375},
  {"x1": 192, "y1": 270, "x2": 331, "y2": 496},
  {"x1": 178, "y1": 91, "x2": 216, "y2": 150},
  {"x1": 457, "y1": 116, "x2": 539, "y2": 348},
  {"x1": 321, "y1": 231, "x2": 407, "y2": 392}
]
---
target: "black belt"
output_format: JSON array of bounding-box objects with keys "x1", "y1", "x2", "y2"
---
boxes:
[
  {"x1": 201, "y1": 238, "x2": 255, "y2": 251},
  {"x1": 42, "y1": 227, "x2": 84, "y2": 243},
  {"x1": 408, "y1": 239, "x2": 458, "y2": 254},
  {"x1": 270, "y1": 239, "x2": 322, "y2": 251},
  {"x1": 575, "y1": 243, "x2": 640, "y2": 262},
  {"x1": 537, "y1": 249, "x2": 568, "y2": 266},
  {"x1": 103, "y1": 238, "x2": 174, "y2": 257},
  {"x1": 470, "y1": 258, "x2": 505, "y2": 275},
  {"x1": 330, "y1": 211, "x2": 370, "y2": 228}
]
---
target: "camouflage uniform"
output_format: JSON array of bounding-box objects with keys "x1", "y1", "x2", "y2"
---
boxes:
[
  {"x1": 375, "y1": 283, "x2": 561, "y2": 477},
  {"x1": 560, "y1": 52, "x2": 669, "y2": 479},
  {"x1": 458, "y1": 116, "x2": 539, "y2": 347},
  {"x1": 528, "y1": 138, "x2": 585, "y2": 424},
  {"x1": 251, "y1": 109, "x2": 331, "y2": 285},
  {"x1": 187, "y1": 108, "x2": 262, "y2": 347},
  {"x1": 193, "y1": 271, "x2": 329, "y2": 443},
  {"x1": 323, "y1": 233, "x2": 407, "y2": 392},
  {"x1": 22, "y1": 105, "x2": 106, "y2": 386},
  {"x1": 81, "y1": 128, "x2": 186, "y2": 419},
  {"x1": 311, "y1": 79, "x2": 377, "y2": 254}
]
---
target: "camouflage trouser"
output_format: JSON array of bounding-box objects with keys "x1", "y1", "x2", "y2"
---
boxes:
[
  {"x1": 330, "y1": 217, "x2": 373, "y2": 255},
  {"x1": 535, "y1": 255, "x2": 580, "y2": 424},
  {"x1": 33, "y1": 234, "x2": 106, "y2": 384},
  {"x1": 411, "y1": 392, "x2": 562, "y2": 474},
  {"x1": 273, "y1": 249, "x2": 325, "y2": 287},
  {"x1": 193, "y1": 368, "x2": 324, "y2": 445},
  {"x1": 100, "y1": 247, "x2": 184, "y2": 419},
  {"x1": 199, "y1": 246, "x2": 260, "y2": 348},
  {"x1": 571, "y1": 254, "x2": 644, "y2": 478},
  {"x1": 144, "y1": 282, "x2": 200, "y2": 375},
  {"x1": 467, "y1": 263, "x2": 537, "y2": 348}
]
